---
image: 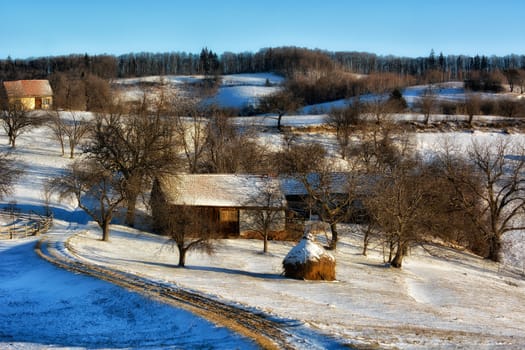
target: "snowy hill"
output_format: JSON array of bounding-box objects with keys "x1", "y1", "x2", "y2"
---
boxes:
[
  {"x1": 68, "y1": 224, "x2": 525, "y2": 349},
  {"x1": 115, "y1": 73, "x2": 525, "y2": 118},
  {"x1": 114, "y1": 73, "x2": 284, "y2": 109},
  {"x1": 0, "y1": 109, "x2": 525, "y2": 348},
  {"x1": 302, "y1": 81, "x2": 524, "y2": 114}
]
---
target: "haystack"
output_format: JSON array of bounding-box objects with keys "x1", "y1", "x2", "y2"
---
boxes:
[{"x1": 283, "y1": 228, "x2": 336, "y2": 281}]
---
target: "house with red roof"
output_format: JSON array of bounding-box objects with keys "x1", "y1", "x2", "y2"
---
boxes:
[{"x1": 2, "y1": 80, "x2": 53, "y2": 110}]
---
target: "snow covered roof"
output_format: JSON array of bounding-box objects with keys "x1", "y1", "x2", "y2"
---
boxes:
[
  {"x1": 280, "y1": 172, "x2": 352, "y2": 196},
  {"x1": 3, "y1": 80, "x2": 53, "y2": 98},
  {"x1": 158, "y1": 174, "x2": 286, "y2": 208}
]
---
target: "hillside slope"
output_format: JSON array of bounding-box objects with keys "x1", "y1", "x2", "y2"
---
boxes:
[{"x1": 68, "y1": 225, "x2": 525, "y2": 349}]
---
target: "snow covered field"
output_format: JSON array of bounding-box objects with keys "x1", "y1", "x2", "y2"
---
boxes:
[
  {"x1": 67, "y1": 224, "x2": 525, "y2": 349},
  {"x1": 0, "y1": 127, "x2": 260, "y2": 349},
  {"x1": 114, "y1": 72, "x2": 283, "y2": 109},
  {"x1": 1, "y1": 75, "x2": 525, "y2": 349},
  {"x1": 208, "y1": 73, "x2": 283, "y2": 108},
  {"x1": 0, "y1": 235, "x2": 257, "y2": 350},
  {"x1": 303, "y1": 81, "x2": 524, "y2": 114}
]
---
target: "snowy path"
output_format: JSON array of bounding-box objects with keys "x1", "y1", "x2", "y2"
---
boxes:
[
  {"x1": 0, "y1": 236, "x2": 258, "y2": 349},
  {"x1": 34, "y1": 232, "x2": 323, "y2": 350}
]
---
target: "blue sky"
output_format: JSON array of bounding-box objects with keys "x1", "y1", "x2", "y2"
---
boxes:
[{"x1": 1, "y1": 0, "x2": 524, "y2": 59}]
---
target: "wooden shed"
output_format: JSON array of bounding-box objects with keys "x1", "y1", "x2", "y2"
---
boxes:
[
  {"x1": 280, "y1": 172, "x2": 369, "y2": 223},
  {"x1": 3, "y1": 80, "x2": 53, "y2": 110},
  {"x1": 151, "y1": 174, "x2": 287, "y2": 237}
]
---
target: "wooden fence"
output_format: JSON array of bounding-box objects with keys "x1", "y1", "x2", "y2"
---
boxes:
[{"x1": 0, "y1": 210, "x2": 53, "y2": 240}]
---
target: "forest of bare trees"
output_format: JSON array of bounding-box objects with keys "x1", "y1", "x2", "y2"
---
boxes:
[
  {"x1": 3, "y1": 46, "x2": 524, "y2": 118},
  {"x1": 2, "y1": 47, "x2": 524, "y2": 83}
]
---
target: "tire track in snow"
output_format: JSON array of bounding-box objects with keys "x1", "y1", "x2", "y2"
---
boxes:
[{"x1": 35, "y1": 234, "x2": 338, "y2": 350}]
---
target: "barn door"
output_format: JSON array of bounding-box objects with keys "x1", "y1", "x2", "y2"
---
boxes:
[
  {"x1": 219, "y1": 208, "x2": 239, "y2": 236},
  {"x1": 35, "y1": 97, "x2": 42, "y2": 109}
]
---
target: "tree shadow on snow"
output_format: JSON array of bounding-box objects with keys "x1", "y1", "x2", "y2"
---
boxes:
[
  {"x1": 187, "y1": 265, "x2": 285, "y2": 280},
  {"x1": 0, "y1": 203, "x2": 90, "y2": 225},
  {"x1": 89, "y1": 257, "x2": 285, "y2": 280}
]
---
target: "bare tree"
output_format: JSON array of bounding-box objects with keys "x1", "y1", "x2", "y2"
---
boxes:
[
  {"x1": 151, "y1": 179, "x2": 215, "y2": 267},
  {"x1": 47, "y1": 109, "x2": 66, "y2": 156},
  {"x1": 277, "y1": 142, "x2": 326, "y2": 175},
  {"x1": 504, "y1": 69, "x2": 520, "y2": 93},
  {"x1": 85, "y1": 98, "x2": 179, "y2": 227},
  {"x1": 1, "y1": 105, "x2": 45, "y2": 148},
  {"x1": 243, "y1": 178, "x2": 285, "y2": 253},
  {"x1": 358, "y1": 89, "x2": 404, "y2": 176},
  {"x1": 203, "y1": 113, "x2": 263, "y2": 173},
  {"x1": 518, "y1": 69, "x2": 525, "y2": 94},
  {"x1": 498, "y1": 98, "x2": 522, "y2": 119},
  {"x1": 167, "y1": 207, "x2": 215, "y2": 267},
  {"x1": 439, "y1": 138, "x2": 525, "y2": 262},
  {"x1": 348, "y1": 120, "x2": 402, "y2": 174},
  {"x1": 360, "y1": 220, "x2": 380, "y2": 257},
  {"x1": 50, "y1": 160, "x2": 125, "y2": 241},
  {"x1": 49, "y1": 73, "x2": 86, "y2": 111},
  {"x1": 0, "y1": 152, "x2": 23, "y2": 199},
  {"x1": 49, "y1": 72, "x2": 112, "y2": 112},
  {"x1": 419, "y1": 87, "x2": 437, "y2": 125},
  {"x1": 173, "y1": 102, "x2": 208, "y2": 173},
  {"x1": 365, "y1": 95, "x2": 391, "y2": 126},
  {"x1": 464, "y1": 93, "x2": 481, "y2": 126},
  {"x1": 258, "y1": 90, "x2": 302, "y2": 131},
  {"x1": 281, "y1": 129, "x2": 298, "y2": 151},
  {"x1": 277, "y1": 143, "x2": 352, "y2": 250},
  {"x1": 365, "y1": 158, "x2": 439, "y2": 267},
  {"x1": 326, "y1": 98, "x2": 362, "y2": 159},
  {"x1": 48, "y1": 110, "x2": 90, "y2": 158},
  {"x1": 83, "y1": 74, "x2": 112, "y2": 112},
  {"x1": 302, "y1": 171, "x2": 354, "y2": 250}
]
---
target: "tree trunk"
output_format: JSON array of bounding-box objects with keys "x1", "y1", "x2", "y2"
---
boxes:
[
  {"x1": 486, "y1": 234, "x2": 501, "y2": 262},
  {"x1": 124, "y1": 175, "x2": 142, "y2": 227},
  {"x1": 328, "y1": 222, "x2": 338, "y2": 250},
  {"x1": 178, "y1": 245, "x2": 187, "y2": 267},
  {"x1": 362, "y1": 237, "x2": 369, "y2": 256},
  {"x1": 263, "y1": 233, "x2": 268, "y2": 253},
  {"x1": 277, "y1": 113, "x2": 283, "y2": 131},
  {"x1": 390, "y1": 241, "x2": 405, "y2": 268},
  {"x1": 125, "y1": 192, "x2": 138, "y2": 227},
  {"x1": 362, "y1": 225, "x2": 371, "y2": 256},
  {"x1": 69, "y1": 140, "x2": 75, "y2": 158},
  {"x1": 388, "y1": 240, "x2": 394, "y2": 262},
  {"x1": 101, "y1": 219, "x2": 110, "y2": 241}
]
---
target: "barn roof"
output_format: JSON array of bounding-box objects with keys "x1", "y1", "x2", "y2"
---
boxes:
[
  {"x1": 280, "y1": 172, "x2": 352, "y2": 196},
  {"x1": 3, "y1": 80, "x2": 53, "y2": 98},
  {"x1": 158, "y1": 174, "x2": 286, "y2": 208}
]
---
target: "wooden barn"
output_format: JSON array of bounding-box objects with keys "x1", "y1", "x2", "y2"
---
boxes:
[
  {"x1": 281, "y1": 172, "x2": 368, "y2": 223},
  {"x1": 2, "y1": 80, "x2": 53, "y2": 110},
  {"x1": 151, "y1": 174, "x2": 287, "y2": 237}
]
